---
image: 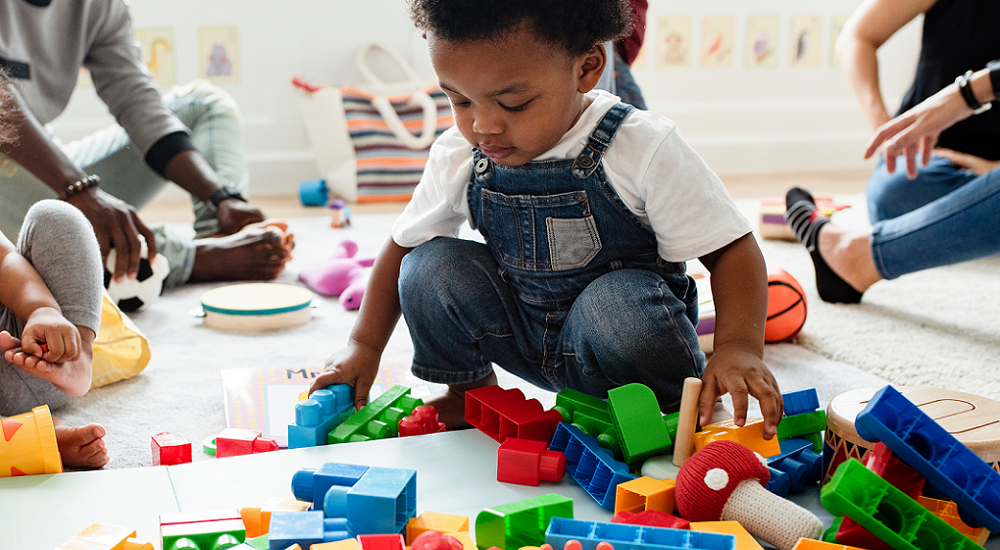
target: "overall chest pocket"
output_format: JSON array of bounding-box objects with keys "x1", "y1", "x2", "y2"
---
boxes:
[{"x1": 481, "y1": 189, "x2": 602, "y2": 272}]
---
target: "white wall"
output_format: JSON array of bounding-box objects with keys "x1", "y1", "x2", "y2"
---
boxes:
[{"x1": 48, "y1": 0, "x2": 923, "y2": 197}]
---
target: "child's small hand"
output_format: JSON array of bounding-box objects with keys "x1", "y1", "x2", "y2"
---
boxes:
[
  {"x1": 19, "y1": 307, "x2": 83, "y2": 364},
  {"x1": 698, "y1": 346, "x2": 783, "y2": 439},
  {"x1": 309, "y1": 342, "x2": 381, "y2": 411}
]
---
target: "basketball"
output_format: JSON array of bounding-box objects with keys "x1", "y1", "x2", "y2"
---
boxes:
[{"x1": 765, "y1": 268, "x2": 807, "y2": 342}]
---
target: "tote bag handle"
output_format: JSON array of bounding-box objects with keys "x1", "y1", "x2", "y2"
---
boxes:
[{"x1": 356, "y1": 43, "x2": 440, "y2": 150}]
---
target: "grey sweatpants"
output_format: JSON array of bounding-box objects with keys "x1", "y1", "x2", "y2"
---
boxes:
[{"x1": 0, "y1": 200, "x2": 103, "y2": 416}]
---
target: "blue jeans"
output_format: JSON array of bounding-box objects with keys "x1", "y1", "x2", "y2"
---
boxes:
[
  {"x1": 398, "y1": 238, "x2": 705, "y2": 412},
  {"x1": 867, "y1": 155, "x2": 1000, "y2": 280}
]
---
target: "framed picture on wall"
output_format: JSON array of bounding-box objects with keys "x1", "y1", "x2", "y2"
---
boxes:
[
  {"x1": 790, "y1": 15, "x2": 824, "y2": 68},
  {"x1": 136, "y1": 28, "x2": 177, "y2": 87},
  {"x1": 745, "y1": 15, "x2": 779, "y2": 68},
  {"x1": 198, "y1": 25, "x2": 241, "y2": 85},
  {"x1": 701, "y1": 16, "x2": 734, "y2": 68},
  {"x1": 656, "y1": 15, "x2": 692, "y2": 70}
]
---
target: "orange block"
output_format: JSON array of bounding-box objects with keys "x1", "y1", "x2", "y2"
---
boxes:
[
  {"x1": 689, "y1": 521, "x2": 763, "y2": 550},
  {"x1": 791, "y1": 540, "x2": 866, "y2": 550},
  {"x1": 693, "y1": 418, "x2": 781, "y2": 458},
  {"x1": 918, "y1": 496, "x2": 991, "y2": 545},
  {"x1": 57, "y1": 523, "x2": 154, "y2": 550},
  {"x1": 614, "y1": 477, "x2": 676, "y2": 515}
]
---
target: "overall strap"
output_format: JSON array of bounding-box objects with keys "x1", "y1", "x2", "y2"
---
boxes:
[{"x1": 572, "y1": 102, "x2": 635, "y2": 179}]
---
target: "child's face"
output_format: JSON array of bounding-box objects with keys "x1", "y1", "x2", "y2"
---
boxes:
[{"x1": 429, "y1": 23, "x2": 606, "y2": 166}]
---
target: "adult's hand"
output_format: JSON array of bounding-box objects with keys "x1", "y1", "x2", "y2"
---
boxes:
[
  {"x1": 934, "y1": 148, "x2": 1000, "y2": 176},
  {"x1": 67, "y1": 188, "x2": 158, "y2": 282},
  {"x1": 217, "y1": 198, "x2": 266, "y2": 235}
]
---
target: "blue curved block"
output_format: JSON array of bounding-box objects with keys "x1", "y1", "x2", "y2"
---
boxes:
[
  {"x1": 545, "y1": 517, "x2": 735, "y2": 550},
  {"x1": 299, "y1": 178, "x2": 328, "y2": 206},
  {"x1": 549, "y1": 423, "x2": 637, "y2": 510},
  {"x1": 856, "y1": 385, "x2": 1000, "y2": 532}
]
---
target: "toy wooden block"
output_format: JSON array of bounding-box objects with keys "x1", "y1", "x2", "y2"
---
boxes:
[
  {"x1": 159, "y1": 509, "x2": 246, "y2": 550},
  {"x1": 475, "y1": 494, "x2": 574, "y2": 550},
  {"x1": 549, "y1": 423, "x2": 637, "y2": 510},
  {"x1": 614, "y1": 477, "x2": 676, "y2": 516},
  {"x1": 288, "y1": 385, "x2": 355, "y2": 449},
  {"x1": 758, "y1": 196, "x2": 849, "y2": 241},
  {"x1": 855, "y1": 384, "x2": 1000, "y2": 532},
  {"x1": 152, "y1": 432, "x2": 192, "y2": 466},
  {"x1": 497, "y1": 437, "x2": 566, "y2": 486},
  {"x1": 0, "y1": 404, "x2": 62, "y2": 477},
  {"x1": 214, "y1": 427, "x2": 279, "y2": 458},
  {"x1": 551, "y1": 388, "x2": 620, "y2": 456},
  {"x1": 406, "y1": 511, "x2": 470, "y2": 542},
  {"x1": 329, "y1": 385, "x2": 423, "y2": 444},
  {"x1": 917, "y1": 496, "x2": 991, "y2": 545},
  {"x1": 608, "y1": 384, "x2": 673, "y2": 470},
  {"x1": 821, "y1": 459, "x2": 981, "y2": 550},
  {"x1": 693, "y1": 418, "x2": 780, "y2": 458},
  {"x1": 465, "y1": 385, "x2": 563, "y2": 444},
  {"x1": 399, "y1": 405, "x2": 446, "y2": 437},
  {"x1": 544, "y1": 517, "x2": 736, "y2": 550},
  {"x1": 612, "y1": 510, "x2": 689, "y2": 531},
  {"x1": 689, "y1": 521, "x2": 762, "y2": 550},
  {"x1": 57, "y1": 523, "x2": 154, "y2": 550}
]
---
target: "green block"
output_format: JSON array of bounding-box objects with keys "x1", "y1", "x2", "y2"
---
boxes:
[
  {"x1": 663, "y1": 411, "x2": 679, "y2": 441},
  {"x1": 608, "y1": 384, "x2": 672, "y2": 471},
  {"x1": 822, "y1": 516, "x2": 842, "y2": 542},
  {"x1": 475, "y1": 494, "x2": 574, "y2": 550},
  {"x1": 821, "y1": 459, "x2": 981, "y2": 550},
  {"x1": 777, "y1": 409, "x2": 826, "y2": 441},
  {"x1": 328, "y1": 385, "x2": 422, "y2": 444},
  {"x1": 552, "y1": 389, "x2": 620, "y2": 456},
  {"x1": 160, "y1": 511, "x2": 245, "y2": 550},
  {"x1": 800, "y1": 430, "x2": 823, "y2": 453}
]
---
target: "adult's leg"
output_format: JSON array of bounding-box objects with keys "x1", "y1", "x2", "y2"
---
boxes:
[
  {"x1": 559, "y1": 269, "x2": 705, "y2": 412},
  {"x1": 866, "y1": 155, "x2": 978, "y2": 223},
  {"x1": 0, "y1": 200, "x2": 102, "y2": 416}
]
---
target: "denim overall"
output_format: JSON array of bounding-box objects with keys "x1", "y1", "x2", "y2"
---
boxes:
[{"x1": 400, "y1": 103, "x2": 705, "y2": 410}]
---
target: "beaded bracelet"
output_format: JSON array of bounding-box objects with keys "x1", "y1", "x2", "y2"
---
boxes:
[{"x1": 61, "y1": 174, "x2": 101, "y2": 201}]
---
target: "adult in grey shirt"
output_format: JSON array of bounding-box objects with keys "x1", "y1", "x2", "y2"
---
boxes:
[{"x1": 0, "y1": 0, "x2": 293, "y2": 288}]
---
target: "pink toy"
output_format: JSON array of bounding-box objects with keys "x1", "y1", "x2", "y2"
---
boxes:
[
  {"x1": 675, "y1": 440, "x2": 823, "y2": 550},
  {"x1": 298, "y1": 239, "x2": 375, "y2": 310}
]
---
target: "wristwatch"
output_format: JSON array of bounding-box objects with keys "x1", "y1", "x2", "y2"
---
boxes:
[{"x1": 209, "y1": 184, "x2": 247, "y2": 208}]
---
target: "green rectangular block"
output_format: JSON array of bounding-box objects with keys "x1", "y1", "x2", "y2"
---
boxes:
[
  {"x1": 776, "y1": 409, "x2": 826, "y2": 441},
  {"x1": 329, "y1": 385, "x2": 422, "y2": 444},
  {"x1": 608, "y1": 384, "x2": 672, "y2": 471},
  {"x1": 475, "y1": 494, "x2": 574, "y2": 550}
]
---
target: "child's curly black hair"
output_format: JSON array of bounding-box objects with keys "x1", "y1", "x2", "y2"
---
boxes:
[{"x1": 408, "y1": 0, "x2": 634, "y2": 56}]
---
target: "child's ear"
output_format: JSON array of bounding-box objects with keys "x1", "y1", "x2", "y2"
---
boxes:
[{"x1": 577, "y1": 43, "x2": 608, "y2": 93}]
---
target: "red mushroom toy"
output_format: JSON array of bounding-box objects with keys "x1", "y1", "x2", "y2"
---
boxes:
[{"x1": 675, "y1": 440, "x2": 823, "y2": 550}]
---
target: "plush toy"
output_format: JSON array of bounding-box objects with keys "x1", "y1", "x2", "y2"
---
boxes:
[{"x1": 298, "y1": 240, "x2": 374, "y2": 310}]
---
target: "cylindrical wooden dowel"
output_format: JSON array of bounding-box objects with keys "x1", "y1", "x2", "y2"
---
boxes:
[{"x1": 673, "y1": 377, "x2": 703, "y2": 466}]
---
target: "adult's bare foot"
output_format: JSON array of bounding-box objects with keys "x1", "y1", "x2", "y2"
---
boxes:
[
  {"x1": 188, "y1": 222, "x2": 294, "y2": 283},
  {"x1": 54, "y1": 420, "x2": 109, "y2": 469}
]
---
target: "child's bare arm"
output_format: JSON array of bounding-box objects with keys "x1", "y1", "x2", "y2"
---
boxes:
[
  {"x1": 310, "y1": 238, "x2": 414, "y2": 409},
  {"x1": 698, "y1": 233, "x2": 784, "y2": 438}
]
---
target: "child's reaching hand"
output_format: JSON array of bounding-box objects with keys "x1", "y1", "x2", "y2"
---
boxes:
[
  {"x1": 1, "y1": 306, "x2": 81, "y2": 366},
  {"x1": 309, "y1": 342, "x2": 382, "y2": 411},
  {"x1": 697, "y1": 346, "x2": 784, "y2": 440}
]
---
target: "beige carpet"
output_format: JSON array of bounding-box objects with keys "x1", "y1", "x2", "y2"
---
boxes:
[{"x1": 53, "y1": 200, "x2": 998, "y2": 470}]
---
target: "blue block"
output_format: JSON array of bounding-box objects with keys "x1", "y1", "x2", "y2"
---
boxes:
[
  {"x1": 548, "y1": 423, "x2": 637, "y2": 510},
  {"x1": 765, "y1": 438, "x2": 823, "y2": 493},
  {"x1": 288, "y1": 385, "x2": 355, "y2": 449},
  {"x1": 336, "y1": 465, "x2": 418, "y2": 535},
  {"x1": 269, "y1": 511, "x2": 350, "y2": 550},
  {"x1": 856, "y1": 385, "x2": 1000, "y2": 532},
  {"x1": 299, "y1": 178, "x2": 328, "y2": 206},
  {"x1": 291, "y1": 462, "x2": 369, "y2": 513},
  {"x1": 545, "y1": 517, "x2": 735, "y2": 550},
  {"x1": 782, "y1": 388, "x2": 820, "y2": 416},
  {"x1": 765, "y1": 466, "x2": 790, "y2": 497}
]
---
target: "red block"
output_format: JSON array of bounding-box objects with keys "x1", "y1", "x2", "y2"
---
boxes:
[
  {"x1": 359, "y1": 534, "x2": 406, "y2": 550},
  {"x1": 497, "y1": 437, "x2": 565, "y2": 486},
  {"x1": 612, "y1": 510, "x2": 690, "y2": 530},
  {"x1": 465, "y1": 385, "x2": 563, "y2": 444},
  {"x1": 215, "y1": 427, "x2": 279, "y2": 458},
  {"x1": 152, "y1": 432, "x2": 192, "y2": 465},
  {"x1": 399, "y1": 405, "x2": 446, "y2": 437},
  {"x1": 864, "y1": 441, "x2": 925, "y2": 498}
]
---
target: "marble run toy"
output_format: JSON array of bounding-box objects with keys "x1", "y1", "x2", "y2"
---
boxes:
[
  {"x1": 549, "y1": 422, "x2": 637, "y2": 510},
  {"x1": 159, "y1": 509, "x2": 245, "y2": 550},
  {"x1": 398, "y1": 405, "x2": 446, "y2": 437},
  {"x1": 288, "y1": 385, "x2": 355, "y2": 449},
  {"x1": 614, "y1": 477, "x2": 676, "y2": 516},
  {"x1": 544, "y1": 517, "x2": 736, "y2": 550},
  {"x1": 151, "y1": 432, "x2": 192, "y2": 466},
  {"x1": 57, "y1": 523, "x2": 154, "y2": 550},
  {"x1": 855, "y1": 384, "x2": 1000, "y2": 532},
  {"x1": 612, "y1": 510, "x2": 689, "y2": 531},
  {"x1": 765, "y1": 439, "x2": 823, "y2": 494},
  {"x1": 692, "y1": 418, "x2": 780, "y2": 458},
  {"x1": 214, "y1": 427, "x2": 279, "y2": 458},
  {"x1": 821, "y1": 458, "x2": 981, "y2": 550},
  {"x1": 782, "y1": 388, "x2": 820, "y2": 417},
  {"x1": 608, "y1": 384, "x2": 673, "y2": 470},
  {"x1": 465, "y1": 385, "x2": 564, "y2": 444},
  {"x1": 475, "y1": 493, "x2": 574, "y2": 550},
  {"x1": 551, "y1": 389, "x2": 620, "y2": 456},
  {"x1": 292, "y1": 462, "x2": 417, "y2": 536},
  {"x1": 497, "y1": 437, "x2": 566, "y2": 486},
  {"x1": 329, "y1": 385, "x2": 423, "y2": 444},
  {"x1": 0, "y1": 404, "x2": 62, "y2": 477}
]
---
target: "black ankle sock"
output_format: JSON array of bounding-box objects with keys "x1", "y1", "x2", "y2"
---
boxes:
[{"x1": 784, "y1": 188, "x2": 863, "y2": 304}]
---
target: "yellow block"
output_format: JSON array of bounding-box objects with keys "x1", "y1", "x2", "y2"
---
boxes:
[
  {"x1": 0, "y1": 404, "x2": 62, "y2": 477},
  {"x1": 406, "y1": 511, "x2": 470, "y2": 543},
  {"x1": 689, "y1": 521, "x2": 763, "y2": 550},
  {"x1": 693, "y1": 418, "x2": 781, "y2": 458},
  {"x1": 57, "y1": 523, "x2": 154, "y2": 550}
]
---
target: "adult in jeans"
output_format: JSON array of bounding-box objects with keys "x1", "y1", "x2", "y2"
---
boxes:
[
  {"x1": 0, "y1": 0, "x2": 292, "y2": 289},
  {"x1": 784, "y1": 59, "x2": 999, "y2": 303}
]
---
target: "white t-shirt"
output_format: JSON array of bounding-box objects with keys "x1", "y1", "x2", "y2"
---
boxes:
[{"x1": 392, "y1": 91, "x2": 751, "y2": 263}]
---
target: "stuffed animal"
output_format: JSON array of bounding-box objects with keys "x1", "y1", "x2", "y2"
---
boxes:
[{"x1": 298, "y1": 240, "x2": 374, "y2": 310}]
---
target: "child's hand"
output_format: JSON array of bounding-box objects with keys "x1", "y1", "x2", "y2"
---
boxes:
[
  {"x1": 309, "y1": 342, "x2": 381, "y2": 411},
  {"x1": 698, "y1": 346, "x2": 783, "y2": 439},
  {"x1": 2, "y1": 307, "x2": 82, "y2": 365}
]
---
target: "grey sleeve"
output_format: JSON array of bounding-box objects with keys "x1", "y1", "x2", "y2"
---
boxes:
[{"x1": 84, "y1": 0, "x2": 190, "y2": 155}]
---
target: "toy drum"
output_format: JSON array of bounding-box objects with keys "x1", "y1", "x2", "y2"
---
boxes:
[
  {"x1": 824, "y1": 386, "x2": 1000, "y2": 484},
  {"x1": 197, "y1": 283, "x2": 314, "y2": 333}
]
